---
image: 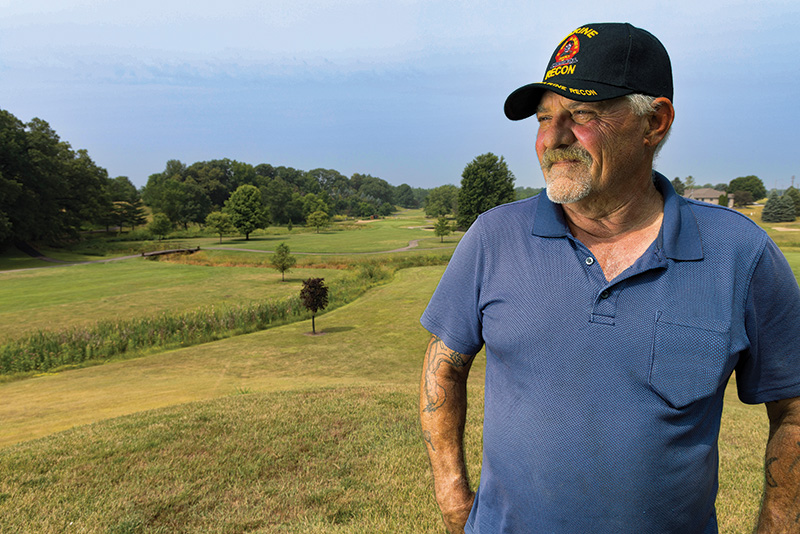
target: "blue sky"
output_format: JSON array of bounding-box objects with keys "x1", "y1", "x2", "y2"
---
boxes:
[{"x1": 1, "y1": 0, "x2": 798, "y2": 191}]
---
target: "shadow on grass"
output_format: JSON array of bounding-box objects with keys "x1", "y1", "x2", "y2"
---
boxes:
[{"x1": 303, "y1": 326, "x2": 356, "y2": 335}]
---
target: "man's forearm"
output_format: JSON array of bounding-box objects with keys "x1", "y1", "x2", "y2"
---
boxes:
[
  {"x1": 419, "y1": 335, "x2": 476, "y2": 534},
  {"x1": 755, "y1": 398, "x2": 800, "y2": 533}
]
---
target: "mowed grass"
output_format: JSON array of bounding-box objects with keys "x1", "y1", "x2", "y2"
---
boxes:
[
  {"x1": 0, "y1": 385, "x2": 486, "y2": 534},
  {"x1": 0, "y1": 259, "x2": 346, "y2": 341},
  {"x1": 0, "y1": 267, "x2": 460, "y2": 447},
  {"x1": 0, "y1": 208, "x2": 791, "y2": 533},
  {"x1": 0, "y1": 264, "x2": 774, "y2": 533},
  {"x1": 734, "y1": 204, "x2": 800, "y2": 252},
  {"x1": 201, "y1": 214, "x2": 458, "y2": 254}
]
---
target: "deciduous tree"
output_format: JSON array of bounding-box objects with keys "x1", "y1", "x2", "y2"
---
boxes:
[
  {"x1": 225, "y1": 184, "x2": 266, "y2": 240},
  {"x1": 306, "y1": 210, "x2": 330, "y2": 233},
  {"x1": 424, "y1": 185, "x2": 459, "y2": 218},
  {"x1": 729, "y1": 175, "x2": 767, "y2": 202},
  {"x1": 149, "y1": 213, "x2": 172, "y2": 240},
  {"x1": 395, "y1": 183, "x2": 418, "y2": 208},
  {"x1": 300, "y1": 278, "x2": 329, "y2": 334},
  {"x1": 457, "y1": 153, "x2": 515, "y2": 229},
  {"x1": 733, "y1": 190, "x2": 754, "y2": 207},
  {"x1": 205, "y1": 211, "x2": 234, "y2": 243},
  {"x1": 271, "y1": 242, "x2": 296, "y2": 281}
]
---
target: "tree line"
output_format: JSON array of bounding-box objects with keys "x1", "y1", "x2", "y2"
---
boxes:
[
  {"x1": 0, "y1": 110, "x2": 148, "y2": 248},
  {"x1": 140, "y1": 159, "x2": 431, "y2": 231},
  {"x1": 3, "y1": 105, "x2": 793, "y2": 249},
  {"x1": 0, "y1": 107, "x2": 431, "y2": 248}
]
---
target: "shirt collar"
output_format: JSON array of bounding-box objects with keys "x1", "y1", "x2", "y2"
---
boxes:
[{"x1": 531, "y1": 171, "x2": 704, "y2": 261}]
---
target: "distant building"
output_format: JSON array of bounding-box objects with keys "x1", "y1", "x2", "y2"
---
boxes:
[{"x1": 684, "y1": 188, "x2": 734, "y2": 208}]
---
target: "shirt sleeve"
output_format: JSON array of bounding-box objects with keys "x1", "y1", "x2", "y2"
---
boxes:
[
  {"x1": 736, "y1": 239, "x2": 800, "y2": 404},
  {"x1": 420, "y1": 217, "x2": 486, "y2": 356}
]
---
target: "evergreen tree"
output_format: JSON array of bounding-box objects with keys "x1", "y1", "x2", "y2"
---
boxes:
[
  {"x1": 120, "y1": 199, "x2": 147, "y2": 231},
  {"x1": 762, "y1": 192, "x2": 796, "y2": 222},
  {"x1": 457, "y1": 153, "x2": 515, "y2": 229},
  {"x1": 784, "y1": 187, "x2": 800, "y2": 214},
  {"x1": 434, "y1": 216, "x2": 452, "y2": 242}
]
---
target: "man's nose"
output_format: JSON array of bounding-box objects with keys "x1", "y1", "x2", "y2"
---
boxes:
[{"x1": 538, "y1": 114, "x2": 577, "y2": 150}]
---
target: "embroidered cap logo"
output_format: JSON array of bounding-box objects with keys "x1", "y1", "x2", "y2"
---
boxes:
[{"x1": 553, "y1": 35, "x2": 580, "y2": 66}]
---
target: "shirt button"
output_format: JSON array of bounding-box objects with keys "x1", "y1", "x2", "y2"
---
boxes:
[
  {"x1": 600, "y1": 290, "x2": 610, "y2": 299},
  {"x1": 585, "y1": 257, "x2": 595, "y2": 266}
]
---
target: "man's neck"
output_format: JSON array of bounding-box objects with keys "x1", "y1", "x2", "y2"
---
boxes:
[
  {"x1": 562, "y1": 174, "x2": 664, "y2": 241},
  {"x1": 560, "y1": 174, "x2": 665, "y2": 281}
]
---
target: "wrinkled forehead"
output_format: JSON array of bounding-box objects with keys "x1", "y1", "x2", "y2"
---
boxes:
[{"x1": 535, "y1": 91, "x2": 628, "y2": 114}]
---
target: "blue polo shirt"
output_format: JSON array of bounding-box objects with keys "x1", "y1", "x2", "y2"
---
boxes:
[{"x1": 421, "y1": 172, "x2": 800, "y2": 533}]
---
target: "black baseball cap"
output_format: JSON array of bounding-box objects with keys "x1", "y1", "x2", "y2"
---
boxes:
[{"x1": 504, "y1": 23, "x2": 673, "y2": 121}]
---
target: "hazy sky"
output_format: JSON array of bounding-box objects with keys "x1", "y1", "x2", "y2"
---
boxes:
[{"x1": 1, "y1": 0, "x2": 798, "y2": 191}]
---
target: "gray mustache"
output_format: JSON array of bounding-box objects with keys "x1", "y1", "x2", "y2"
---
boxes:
[{"x1": 541, "y1": 147, "x2": 593, "y2": 170}]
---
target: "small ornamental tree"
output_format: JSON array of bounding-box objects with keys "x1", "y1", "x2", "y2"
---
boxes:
[
  {"x1": 271, "y1": 242, "x2": 296, "y2": 281},
  {"x1": 205, "y1": 211, "x2": 234, "y2": 243},
  {"x1": 434, "y1": 216, "x2": 452, "y2": 242},
  {"x1": 300, "y1": 277, "x2": 329, "y2": 334}
]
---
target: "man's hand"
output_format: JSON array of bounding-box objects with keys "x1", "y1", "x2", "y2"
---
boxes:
[
  {"x1": 755, "y1": 396, "x2": 800, "y2": 533},
  {"x1": 419, "y1": 335, "x2": 476, "y2": 533},
  {"x1": 437, "y1": 484, "x2": 475, "y2": 534}
]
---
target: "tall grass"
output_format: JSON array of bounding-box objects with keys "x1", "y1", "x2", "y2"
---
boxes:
[{"x1": 0, "y1": 264, "x2": 394, "y2": 376}]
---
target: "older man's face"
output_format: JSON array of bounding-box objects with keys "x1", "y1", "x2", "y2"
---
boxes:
[{"x1": 534, "y1": 91, "x2": 650, "y2": 205}]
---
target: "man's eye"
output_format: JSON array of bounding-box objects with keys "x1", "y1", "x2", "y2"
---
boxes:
[{"x1": 572, "y1": 110, "x2": 593, "y2": 122}]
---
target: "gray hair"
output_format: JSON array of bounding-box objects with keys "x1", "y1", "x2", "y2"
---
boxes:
[{"x1": 625, "y1": 94, "x2": 671, "y2": 156}]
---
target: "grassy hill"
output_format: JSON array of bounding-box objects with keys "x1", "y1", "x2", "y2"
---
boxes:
[{"x1": 0, "y1": 209, "x2": 790, "y2": 533}]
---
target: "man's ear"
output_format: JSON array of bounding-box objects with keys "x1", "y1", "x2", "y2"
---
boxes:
[{"x1": 644, "y1": 97, "x2": 675, "y2": 149}]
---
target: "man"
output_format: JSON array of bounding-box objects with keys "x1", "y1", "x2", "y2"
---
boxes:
[{"x1": 419, "y1": 22, "x2": 800, "y2": 533}]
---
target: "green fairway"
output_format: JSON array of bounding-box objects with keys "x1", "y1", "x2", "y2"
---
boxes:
[
  {"x1": 0, "y1": 259, "x2": 346, "y2": 341},
  {"x1": 193, "y1": 210, "x2": 461, "y2": 254}
]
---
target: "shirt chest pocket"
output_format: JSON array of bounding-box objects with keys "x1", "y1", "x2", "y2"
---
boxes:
[{"x1": 649, "y1": 312, "x2": 732, "y2": 409}]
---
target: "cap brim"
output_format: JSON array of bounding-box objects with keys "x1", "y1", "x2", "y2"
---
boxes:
[{"x1": 504, "y1": 81, "x2": 634, "y2": 121}]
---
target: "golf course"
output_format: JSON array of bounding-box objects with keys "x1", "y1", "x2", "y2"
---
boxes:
[{"x1": 1, "y1": 208, "x2": 798, "y2": 533}]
